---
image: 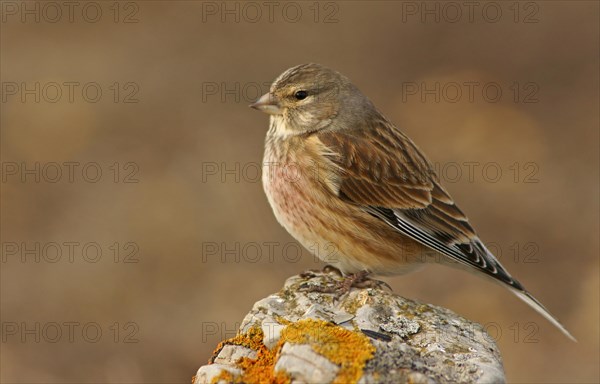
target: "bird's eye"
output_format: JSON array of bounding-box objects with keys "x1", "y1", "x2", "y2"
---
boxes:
[{"x1": 294, "y1": 90, "x2": 308, "y2": 100}]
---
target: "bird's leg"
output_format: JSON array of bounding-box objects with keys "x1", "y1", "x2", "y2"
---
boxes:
[
  {"x1": 336, "y1": 270, "x2": 392, "y2": 292},
  {"x1": 299, "y1": 269, "x2": 361, "y2": 294},
  {"x1": 352, "y1": 273, "x2": 393, "y2": 292},
  {"x1": 299, "y1": 264, "x2": 343, "y2": 279},
  {"x1": 337, "y1": 270, "x2": 370, "y2": 293},
  {"x1": 302, "y1": 269, "x2": 392, "y2": 295}
]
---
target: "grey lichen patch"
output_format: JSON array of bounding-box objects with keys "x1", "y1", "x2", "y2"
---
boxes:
[
  {"x1": 379, "y1": 315, "x2": 420, "y2": 338},
  {"x1": 195, "y1": 271, "x2": 505, "y2": 384}
]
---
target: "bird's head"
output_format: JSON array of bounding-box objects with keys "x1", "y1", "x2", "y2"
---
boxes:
[{"x1": 250, "y1": 63, "x2": 375, "y2": 136}]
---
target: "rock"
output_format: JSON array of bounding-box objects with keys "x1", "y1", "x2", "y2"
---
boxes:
[
  {"x1": 193, "y1": 270, "x2": 505, "y2": 384},
  {"x1": 275, "y1": 343, "x2": 340, "y2": 383}
]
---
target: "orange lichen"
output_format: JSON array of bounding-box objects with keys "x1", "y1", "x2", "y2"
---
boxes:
[
  {"x1": 209, "y1": 370, "x2": 233, "y2": 384},
  {"x1": 279, "y1": 319, "x2": 376, "y2": 384},
  {"x1": 274, "y1": 315, "x2": 292, "y2": 326},
  {"x1": 210, "y1": 326, "x2": 289, "y2": 384},
  {"x1": 209, "y1": 319, "x2": 375, "y2": 384}
]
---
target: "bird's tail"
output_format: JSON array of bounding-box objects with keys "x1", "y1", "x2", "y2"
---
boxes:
[{"x1": 510, "y1": 288, "x2": 576, "y2": 342}]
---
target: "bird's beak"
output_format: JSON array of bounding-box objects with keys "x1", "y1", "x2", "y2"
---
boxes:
[{"x1": 250, "y1": 93, "x2": 282, "y2": 115}]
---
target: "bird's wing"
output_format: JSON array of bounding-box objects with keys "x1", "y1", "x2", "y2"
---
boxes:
[
  {"x1": 317, "y1": 118, "x2": 576, "y2": 341},
  {"x1": 317, "y1": 118, "x2": 521, "y2": 289}
]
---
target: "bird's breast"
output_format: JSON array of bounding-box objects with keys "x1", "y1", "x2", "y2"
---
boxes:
[
  {"x1": 261, "y1": 133, "x2": 426, "y2": 275},
  {"x1": 262, "y1": 135, "x2": 330, "y2": 236}
]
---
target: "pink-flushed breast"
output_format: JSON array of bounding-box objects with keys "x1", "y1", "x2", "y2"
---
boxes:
[{"x1": 262, "y1": 132, "x2": 427, "y2": 275}]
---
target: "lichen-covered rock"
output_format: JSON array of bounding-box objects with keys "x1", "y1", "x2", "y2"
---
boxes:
[{"x1": 194, "y1": 270, "x2": 505, "y2": 384}]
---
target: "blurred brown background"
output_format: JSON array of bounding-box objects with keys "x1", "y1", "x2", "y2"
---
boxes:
[{"x1": 1, "y1": 1, "x2": 598, "y2": 383}]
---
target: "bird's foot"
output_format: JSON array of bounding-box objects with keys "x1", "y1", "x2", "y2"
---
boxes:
[
  {"x1": 301, "y1": 269, "x2": 392, "y2": 295},
  {"x1": 299, "y1": 265, "x2": 342, "y2": 279},
  {"x1": 340, "y1": 271, "x2": 392, "y2": 292},
  {"x1": 352, "y1": 275, "x2": 393, "y2": 292}
]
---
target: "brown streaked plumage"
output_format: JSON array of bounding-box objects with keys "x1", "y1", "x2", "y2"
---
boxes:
[{"x1": 251, "y1": 63, "x2": 575, "y2": 341}]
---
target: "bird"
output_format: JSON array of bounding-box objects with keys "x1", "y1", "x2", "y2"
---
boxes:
[{"x1": 250, "y1": 63, "x2": 575, "y2": 341}]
